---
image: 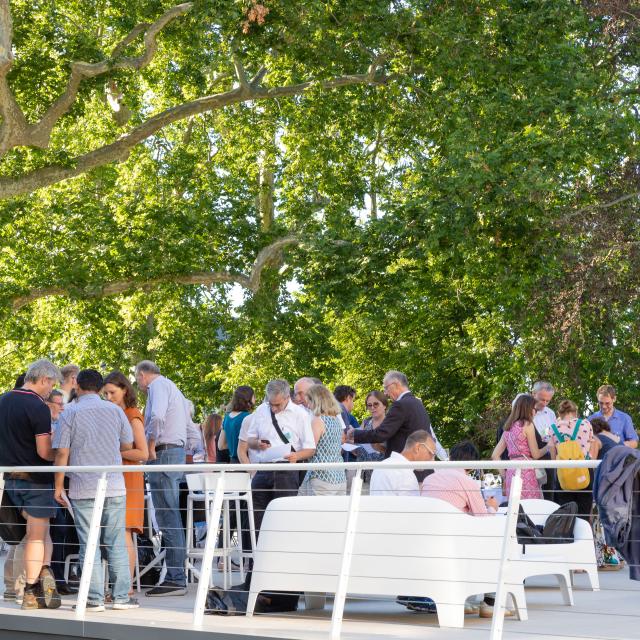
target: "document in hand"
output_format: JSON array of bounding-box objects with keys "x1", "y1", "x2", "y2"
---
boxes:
[{"x1": 259, "y1": 443, "x2": 292, "y2": 463}]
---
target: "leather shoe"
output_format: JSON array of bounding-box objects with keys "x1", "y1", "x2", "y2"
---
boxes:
[{"x1": 56, "y1": 583, "x2": 78, "y2": 596}]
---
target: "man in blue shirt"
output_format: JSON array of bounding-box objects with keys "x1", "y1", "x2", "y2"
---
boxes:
[{"x1": 589, "y1": 384, "x2": 638, "y2": 449}]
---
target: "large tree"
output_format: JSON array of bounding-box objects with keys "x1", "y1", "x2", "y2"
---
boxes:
[{"x1": 1, "y1": 0, "x2": 639, "y2": 446}]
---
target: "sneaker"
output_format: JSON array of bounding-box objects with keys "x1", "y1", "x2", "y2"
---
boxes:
[
  {"x1": 479, "y1": 601, "x2": 515, "y2": 618},
  {"x1": 21, "y1": 588, "x2": 46, "y2": 610},
  {"x1": 145, "y1": 582, "x2": 187, "y2": 597},
  {"x1": 3, "y1": 591, "x2": 15, "y2": 601},
  {"x1": 464, "y1": 602, "x2": 480, "y2": 615},
  {"x1": 39, "y1": 566, "x2": 61, "y2": 609},
  {"x1": 403, "y1": 597, "x2": 437, "y2": 613},
  {"x1": 112, "y1": 597, "x2": 140, "y2": 610},
  {"x1": 73, "y1": 602, "x2": 106, "y2": 612}
]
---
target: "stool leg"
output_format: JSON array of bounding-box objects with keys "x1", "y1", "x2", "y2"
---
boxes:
[
  {"x1": 133, "y1": 532, "x2": 141, "y2": 593},
  {"x1": 222, "y1": 501, "x2": 230, "y2": 590},
  {"x1": 235, "y1": 498, "x2": 244, "y2": 582},
  {"x1": 185, "y1": 496, "x2": 194, "y2": 583},
  {"x1": 246, "y1": 492, "x2": 257, "y2": 555}
]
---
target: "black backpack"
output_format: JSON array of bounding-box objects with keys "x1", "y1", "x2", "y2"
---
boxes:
[{"x1": 541, "y1": 501, "x2": 577, "y2": 544}]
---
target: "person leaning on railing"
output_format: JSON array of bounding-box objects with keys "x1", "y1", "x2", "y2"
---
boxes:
[{"x1": 0, "y1": 359, "x2": 62, "y2": 611}]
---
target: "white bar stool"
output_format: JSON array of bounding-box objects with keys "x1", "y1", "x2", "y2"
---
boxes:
[{"x1": 185, "y1": 471, "x2": 256, "y2": 589}]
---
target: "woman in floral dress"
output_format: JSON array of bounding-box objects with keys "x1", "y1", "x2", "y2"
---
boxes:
[{"x1": 492, "y1": 394, "x2": 551, "y2": 499}]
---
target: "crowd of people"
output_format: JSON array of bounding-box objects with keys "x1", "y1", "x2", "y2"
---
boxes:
[{"x1": 0, "y1": 358, "x2": 635, "y2": 615}]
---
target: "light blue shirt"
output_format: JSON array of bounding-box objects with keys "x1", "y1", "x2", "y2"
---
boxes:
[
  {"x1": 144, "y1": 375, "x2": 188, "y2": 446},
  {"x1": 53, "y1": 393, "x2": 133, "y2": 499},
  {"x1": 589, "y1": 408, "x2": 638, "y2": 442}
]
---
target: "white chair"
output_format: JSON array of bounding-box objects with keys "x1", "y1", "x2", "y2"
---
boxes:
[
  {"x1": 247, "y1": 495, "x2": 528, "y2": 629},
  {"x1": 185, "y1": 472, "x2": 256, "y2": 590},
  {"x1": 518, "y1": 499, "x2": 599, "y2": 591}
]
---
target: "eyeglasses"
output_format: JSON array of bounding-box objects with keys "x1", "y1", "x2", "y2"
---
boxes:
[
  {"x1": 418, "y1": 442, "x2": 436, "y2": 456},
  {"x1": 366, "y1": 402, "x2": 382, "y2": 409},
  {"x1": 383, "y1": 381, "x2": 397, "y2": 392}
]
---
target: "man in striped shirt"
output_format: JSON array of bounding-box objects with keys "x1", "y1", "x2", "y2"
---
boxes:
[{"x1": 53, "y1": 369, "x2": 136, "y2": 611}]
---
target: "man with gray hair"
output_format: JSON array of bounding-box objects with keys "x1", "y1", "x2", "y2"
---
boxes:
[
  {"x1": 246, "y1": 379, "x2": 316, "y2": 530},
  {"x1": 293, "y1": 377, "x2": 322, "y2": 410},
  {"x1": 532, "y1": 381, "x2": 556, "y2": 441},
  {"x1": 135, "y1": 360, "x2": 188, "y2": 597},
  {"x1": 347, "y1": 371, "x2": 434, "y2": 461},
  {"x1": 0, "y1": 359, "x2": 61, "y2": 610}
]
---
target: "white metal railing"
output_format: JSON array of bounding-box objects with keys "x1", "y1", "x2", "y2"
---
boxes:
[{"x1": 0, "y1": 458, "x2": 603, "y2": 639}]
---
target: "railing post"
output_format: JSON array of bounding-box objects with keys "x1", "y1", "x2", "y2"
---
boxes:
[
  {"x1": 75, "y1": 472, "x2": 107, "y2": 619},
  {"x1": 193, "y1": 471, "x2": 226, "y2": 627},
  {"x1": 330, "y1": 467, "x2": 363, "y2": 640},
  {"x1": 489, "y1": 467, "x2": 522, "y2": 640}
]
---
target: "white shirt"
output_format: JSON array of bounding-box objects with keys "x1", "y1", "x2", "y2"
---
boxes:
[
  {"x1": 533, "y1": 406, "x2": 556, "y2": 441},
  {"x1": 238, "y1": 404, "x2": 269, "y2": 463},
  {"x1": 369, "y1": 451, "x2": 420, "y2": 496},
  {"x1": 246, "y1": 400, "x2": 315, "y2": 452}
]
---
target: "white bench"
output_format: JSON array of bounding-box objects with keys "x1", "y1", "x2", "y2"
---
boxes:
[
  {"x1": 246, "y1": 495, "x2": 529, "y2": 628},
  {"x1": 518, "y1": 499, "x2": 599, "y2": 593}
]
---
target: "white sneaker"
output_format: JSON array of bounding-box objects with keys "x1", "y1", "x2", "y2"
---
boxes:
[{"x1": 113, "y1": 598, "x2": 140, "y2": 610}]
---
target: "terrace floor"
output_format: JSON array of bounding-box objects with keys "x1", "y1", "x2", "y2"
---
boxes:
[{"x1": 0, "y1": 567, "x2": 636, "y2": 640}]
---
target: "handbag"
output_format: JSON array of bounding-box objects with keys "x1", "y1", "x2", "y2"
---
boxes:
[
  {"x1": 506, "y1": 429, "x2": 547, "y2": 486},
  {"x1": 0, "y1": 489, "x2": 26, "y2": 545}
]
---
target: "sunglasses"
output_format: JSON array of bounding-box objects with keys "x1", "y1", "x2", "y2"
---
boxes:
[{"x1": 366, "y1": 402, "x2": 382, "y2": 408}]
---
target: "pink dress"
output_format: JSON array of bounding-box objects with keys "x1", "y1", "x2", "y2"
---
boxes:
[{"x1": 503, "y1": 420, "x2": 543, "y2": 499}]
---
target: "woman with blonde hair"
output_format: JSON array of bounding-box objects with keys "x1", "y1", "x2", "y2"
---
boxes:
[{"x1": 300, "y1": 384, "x2": 347, "y2": 496}]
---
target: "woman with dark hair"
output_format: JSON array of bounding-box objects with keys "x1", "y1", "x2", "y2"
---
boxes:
[
  {"x1": 222, "y1": 386, "x2": 255, "y2": 464},
  {"x1": 591, "y1": 416, "x2": 623, "y2": 459},
  {"x1": 354, "y1": 390, "x2": 388, "y2": 463},
  {"x1": 492, "y1": 394, "x2": 550, "y2": 499},
  {"x1": 103, "y1": 371, "x2": 149, "y2": 580},
  {"x1": 201, "y1": 413, "x2": 224, "y2": 463}
]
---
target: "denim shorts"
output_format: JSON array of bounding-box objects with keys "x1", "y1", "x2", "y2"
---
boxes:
[{"x1": 5, "y1": 478, "x2": 57, "y2": 519}]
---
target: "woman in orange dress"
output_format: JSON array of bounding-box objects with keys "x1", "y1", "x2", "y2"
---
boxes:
[{"x1": 103, "y1": 371, "x2": 149, "y2": 580}]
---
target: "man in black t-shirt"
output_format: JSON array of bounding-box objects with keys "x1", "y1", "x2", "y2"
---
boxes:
[{"x1": 0, "y1": 359, "x2": 61, "y2": 610}]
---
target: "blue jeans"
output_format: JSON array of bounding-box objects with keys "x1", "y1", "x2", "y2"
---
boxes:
[
  {"x1": 148, "y1": 447, "x2": 186, "y2": 585},
  {"x1": 73, "y1": 495, "x2": 130, "y2": 605}
]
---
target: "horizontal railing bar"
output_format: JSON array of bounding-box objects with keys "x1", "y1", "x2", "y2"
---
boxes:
[{"x1": 0, "y1": 459, "x2": 602, "y2": 473}]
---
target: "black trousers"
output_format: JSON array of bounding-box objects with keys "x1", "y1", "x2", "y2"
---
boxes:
[
  {"x1": 237, "y1": 469, "x2": 301, "y2": 593},
  {"x1": 50, "y1": 506, "x2": 79, "y2": 585},
  {"x1": 251, "y1": 469, "x2": 301, "y2": 532},
  {"x1": 555, "y1": 473, "x2": 593, "y2": 522}
]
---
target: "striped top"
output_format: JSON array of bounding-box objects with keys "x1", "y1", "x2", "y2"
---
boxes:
[
  {"x1": 307, "y1": 415, "x2": 346, "y2": 485},
  {"x1": 53, "y1": 393, "x2": 133, "y2": 499}
]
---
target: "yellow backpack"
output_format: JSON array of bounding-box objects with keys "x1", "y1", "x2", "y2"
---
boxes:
[{"x1": 551, "y1": 419, "x2": 590, "y2": 491}]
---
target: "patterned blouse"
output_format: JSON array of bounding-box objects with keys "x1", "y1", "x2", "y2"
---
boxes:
[
  {"x1": 307, "y1": 415, "x2": 346, "y2": 484},
  {"x1": 549, "y1": 417, "x2": 593, "y2": 458}
]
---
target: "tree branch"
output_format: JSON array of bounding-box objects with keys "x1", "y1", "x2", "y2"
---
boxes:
[
  {"x1": 0, "y1": 2, "x2": 193, "y2": 157},
  {"x1": 9, "y1": 236, "x2": 300, "y2": 311},
  {"x1": 559, "y1": 190, "x2": 640, "y2": 223},
  {"x1": 0, "y1": 66, "x2": 393, "y2": 200}
]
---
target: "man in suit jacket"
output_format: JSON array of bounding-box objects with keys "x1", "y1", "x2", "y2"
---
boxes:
[{"x1": 347, "y1": 370, "x2": 433, "y2": 457}]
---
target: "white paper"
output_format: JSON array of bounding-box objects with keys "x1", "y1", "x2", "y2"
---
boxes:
[
  {"x1": 259, "y1": 443, "x2": 292, "y2": 463},
  {"x1": 342, "y1": 442, "x2": 378, "y2": 455},
  {"x1": 63, "y1": 493, "x2": 74, "y2": 519}
]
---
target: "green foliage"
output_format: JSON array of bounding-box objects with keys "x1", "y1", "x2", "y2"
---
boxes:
[{"x1": 1, "y1": 0, "x2": 640, "y2": 450}]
